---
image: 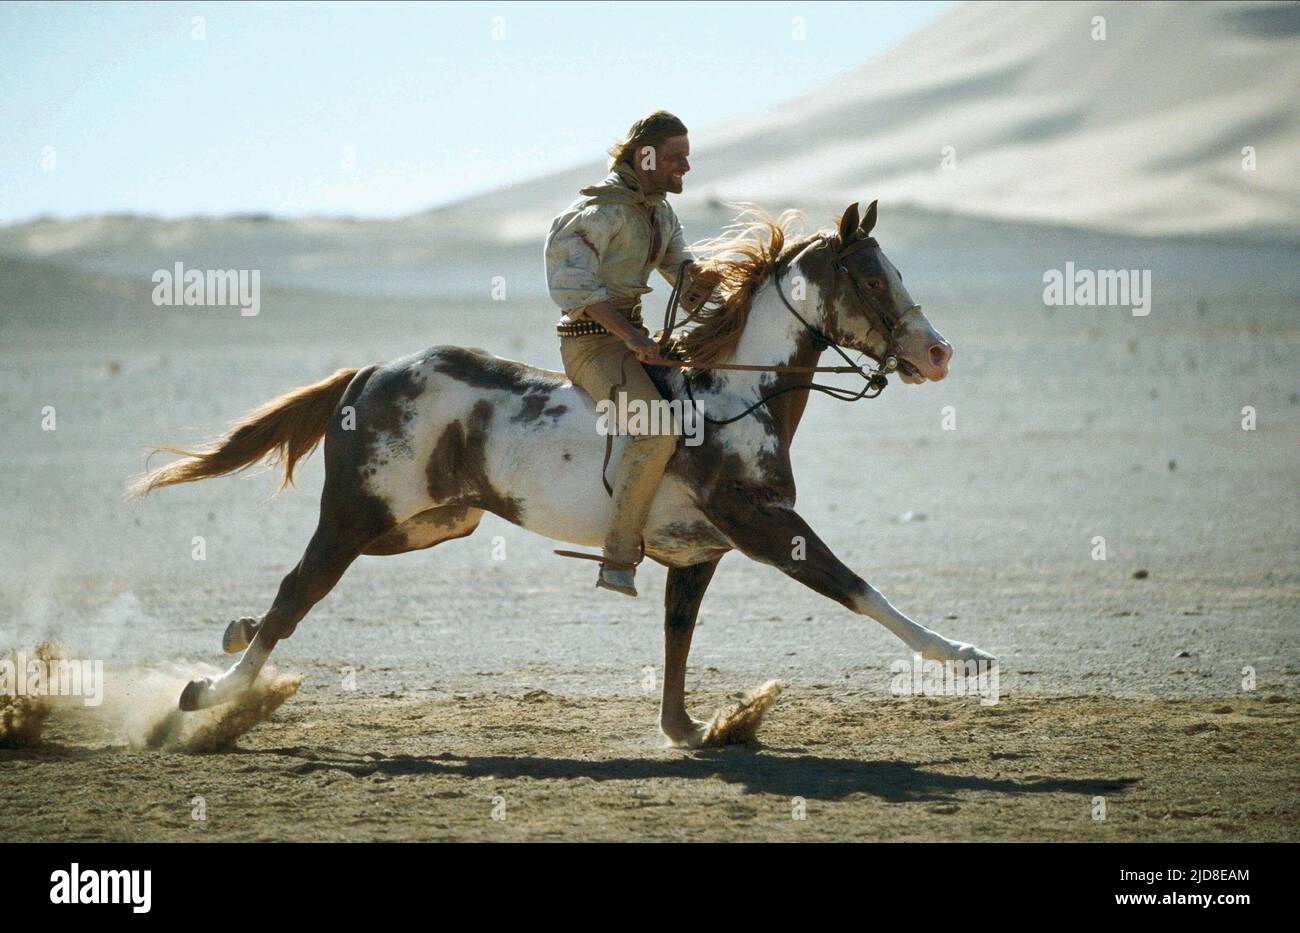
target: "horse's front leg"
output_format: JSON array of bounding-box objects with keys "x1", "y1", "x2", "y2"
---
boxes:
[
  {"x1": 660, "y1": 558, "x2": 721, "y2": 747},
  {"x1": 711, "y1": 501, "x2": 995, "y2": 664}
]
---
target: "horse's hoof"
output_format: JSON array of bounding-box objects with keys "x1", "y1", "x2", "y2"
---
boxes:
[
  {"x1": 957, "y1": 643, "x2": 998, "y2": 665},
  {"x1": 178, "y1": 677, "x2": 211, "y2": 712},
  {"x1": 222, "y1": 617, "x2": 259, "y2": 654},
  {"x1": 923, "y1": 640, "x2": 997, "y2": 666},
  {"x1": 661, "y1": 718, "x2": 709, "y2": 749}
]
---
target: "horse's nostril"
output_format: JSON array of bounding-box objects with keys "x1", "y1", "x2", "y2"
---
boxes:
[{"x1": 930, "y1": 343, "x2": 952, "y2": 368}]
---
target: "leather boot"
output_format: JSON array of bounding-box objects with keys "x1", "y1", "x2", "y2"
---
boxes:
[{"x1": 597, "y1": 433, "x2": 677, "y2": 597}]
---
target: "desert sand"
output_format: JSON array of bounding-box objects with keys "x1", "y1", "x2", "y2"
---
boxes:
[{"x1": 1, "y1": 1, "x2": 1297, "y2": 841}]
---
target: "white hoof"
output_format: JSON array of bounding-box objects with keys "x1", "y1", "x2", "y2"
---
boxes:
[
  {"x1": 179, "y1": 677, "x2": 214, "y2": 711},
  {"x1": 178, "y1": 670, "x2": 254, "y2": 711},
  {"x1": 921, "y1": 639, "x2": 998, "y2": 665},
  {"x1": 222, "y1": 617, "x2": 259, "y2": 654},
  {"x1": 661, "y1": 717, "x2": 709, "y2": 749}
]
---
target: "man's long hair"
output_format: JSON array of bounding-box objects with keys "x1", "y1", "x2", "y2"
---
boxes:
[{"x1": 607, "y1": 110, "x2": 688, "y2": 169}]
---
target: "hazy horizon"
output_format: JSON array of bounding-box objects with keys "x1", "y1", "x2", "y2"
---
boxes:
[{"x1": 0, "y1": 0, "x2": 954, "y2": 225}]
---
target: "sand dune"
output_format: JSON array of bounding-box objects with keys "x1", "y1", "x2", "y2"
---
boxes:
[
  {"x1": 425, "y1": 0, "x2": 1300, "y2": 242},
  {"x1": 692, "y1": 0, "x2": 1300, "y2": 238},
  {"x1": 0, "y1": 0, "x2": 1294, "y2": 302}
]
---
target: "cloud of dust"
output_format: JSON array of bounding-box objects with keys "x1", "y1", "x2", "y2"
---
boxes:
[
  {"x1": 0, "y1": 643, "x2": 66, "y2": 748},
  {"x1": 2, "y1": 648, "x2": 302, "y2": 752},
  {"x1": 108, "y1": 660, "x2": 303, "y2": 753},
  {"x1": 3, "y1": 587, "x2": 302, "y2": 753},
  {"x1": 700, "y1": 679, "x2": 783, "y2": 746}
]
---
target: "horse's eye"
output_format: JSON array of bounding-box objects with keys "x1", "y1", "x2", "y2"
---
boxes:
[{"x1": 867, "y1": 277, "x2": 885, "y2": 290}]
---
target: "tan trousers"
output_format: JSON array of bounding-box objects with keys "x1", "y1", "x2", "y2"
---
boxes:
[{"x1": 560, "y1": 332, "x2": 680, "y2": 566}]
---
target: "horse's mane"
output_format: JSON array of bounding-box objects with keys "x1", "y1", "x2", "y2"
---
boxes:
[{"x1": 666, "y1": 205, "x2": 824, "y2": 367}]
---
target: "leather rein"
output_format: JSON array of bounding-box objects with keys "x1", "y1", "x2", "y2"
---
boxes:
[
  {"x1": 565, "y1": 235, "x2": 912, "y2": 567},
  {"x1": 653, "y1": 237, "x2": 912, "y2": 426}
]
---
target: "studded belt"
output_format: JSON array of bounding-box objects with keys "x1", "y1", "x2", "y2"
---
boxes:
[{"x1": 556, "y1": 306, "x2": 643, "y2": 338}]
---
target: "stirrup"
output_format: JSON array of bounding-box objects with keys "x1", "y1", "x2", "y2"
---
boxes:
[
  {"x1": 553, "y1": 537, "x2": 646, "y2": 569},
  {"x1": 596, "y1": 562, "x2": 638, "y2": 598}
]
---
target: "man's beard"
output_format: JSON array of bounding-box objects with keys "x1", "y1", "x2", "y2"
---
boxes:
[
  {"x1": 657, "y1": 172, "x2": 683, "y2": 194},
  {"x1": 642, "y1": 169, "x2": 683, "y2": 196}
]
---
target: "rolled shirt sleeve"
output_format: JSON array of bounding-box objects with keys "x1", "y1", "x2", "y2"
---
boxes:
[
  {"x1": 545, "y1": 203, "x2": 621, "y2": 316},
  {"x1": 657, "y1": 211, "x2": 696, "y2": 287}
]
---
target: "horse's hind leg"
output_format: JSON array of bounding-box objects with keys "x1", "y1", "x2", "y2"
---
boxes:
[
  {"x1": 220, "y1": 505, "x2": 484, "y2": 654},
  {"x1": 180, "y1": 494, "x2": 394, "y2": 710}
]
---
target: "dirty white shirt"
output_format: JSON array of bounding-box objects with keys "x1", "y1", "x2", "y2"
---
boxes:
[{"x1": 545, "y1": 162, "x2": 695, "y2": 323}]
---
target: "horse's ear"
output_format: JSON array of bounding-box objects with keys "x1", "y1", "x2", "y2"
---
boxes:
[
  {"x1": 859, "y1": 199, "x2": 878, "y2": 237},
  {"x1": 837, "y1": 202, "x2": 860, "y2": 244}
]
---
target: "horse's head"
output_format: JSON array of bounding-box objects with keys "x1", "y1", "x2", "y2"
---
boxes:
[{"x1": 816, "y1": 201, "x2": 952, "y2": 384}]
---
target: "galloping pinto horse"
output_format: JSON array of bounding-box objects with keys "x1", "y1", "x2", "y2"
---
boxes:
[{"x1": 133, "y1": 201, "x2": 995, "y2": 747}]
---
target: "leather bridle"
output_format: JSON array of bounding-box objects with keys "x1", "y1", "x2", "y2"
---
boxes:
[
  {"x1": 657, "y1": 236, "x2": 918, "y2": 426},
  {"x1": 823, "y1": 233, "x2": 918, "y2": 371}
]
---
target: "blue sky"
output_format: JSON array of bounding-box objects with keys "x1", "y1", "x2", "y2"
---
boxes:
[{"x1": 0, "y1": 0, "x2": 953, "y2": 222}]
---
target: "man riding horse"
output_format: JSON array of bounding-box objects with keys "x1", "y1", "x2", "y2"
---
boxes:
[
  {"x1": 546, "y1": 110, "x2": 719, "y2": 597},
  {"x1": 139, "y1": 113, "x2": 996, "y2": 741}
]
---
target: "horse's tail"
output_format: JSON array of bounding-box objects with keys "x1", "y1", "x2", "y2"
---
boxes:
[{"x1": 128, "y1": 367, "x2": 360, "y2": 499}]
